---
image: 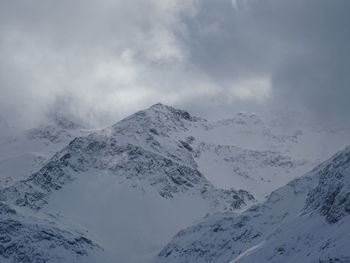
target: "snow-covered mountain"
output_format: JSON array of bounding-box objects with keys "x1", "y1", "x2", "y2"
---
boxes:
[
  {"x1": 0, "y1": 104, "x2": 255, "y2": 262},
  {"x1": 0, "y1": 103, "x2": 349, "y2": 262},
  {"x1": 0, "y1": 114, "x2": 88, "y2": 185},
  {"x1": 156, "y1": 145, "x2": 350, "y2": 263}
]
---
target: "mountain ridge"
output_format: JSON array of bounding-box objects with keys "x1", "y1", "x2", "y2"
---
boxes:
[
  {"x1": 0, "y1": 103, "x2": 349, "y2": 262},
  {"x1": 156, "y1": 145, "x2": 350, "y2": 263}
]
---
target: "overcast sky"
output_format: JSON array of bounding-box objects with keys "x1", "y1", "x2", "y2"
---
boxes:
[{"x1": 0, "y1": 0, "x2": 349, "y2": 128}]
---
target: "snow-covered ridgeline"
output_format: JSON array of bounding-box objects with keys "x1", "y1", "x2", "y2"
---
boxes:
[
  {"x1": 0, "y1": 103, "x2": 349, "y2": 262},
  {"x1": 157, "y1": 145, "x2": 350, "y2": 263}
]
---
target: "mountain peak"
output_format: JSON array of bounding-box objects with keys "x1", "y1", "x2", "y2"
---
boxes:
[
  {"x1": 147, "y1": 103, "x2": 195, "y2": 121},
  {"x1": 110, "y1": 103, "x2": 204, "y2": 137},
  {"x1": 149, "y1": 102, "x2": 168, "y2": 109}
]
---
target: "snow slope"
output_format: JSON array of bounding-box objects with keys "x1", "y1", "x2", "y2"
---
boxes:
[
  {"x1": 0, "y1": 104, "x2": 255, "y2": 262},
  {"x1": 0, "y1": 201, "x2": 101, "y2": 263},
  {"x1": 157, "y1": 145, "x2": 350, "y2": 263},
  {"x1": 1, "y1": 103, "x2": 349, "y2": 262},
  {"x1": 189, "y1": 111, "x2": 350, "y2": 200}
]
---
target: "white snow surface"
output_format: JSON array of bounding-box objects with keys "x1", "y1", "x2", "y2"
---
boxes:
[
  {"x1": 157, "y1": 145, "x2": 350, "y2": 263},
  {"x1": 0, "y1": 103, "x2": 350, "y2": 262}
]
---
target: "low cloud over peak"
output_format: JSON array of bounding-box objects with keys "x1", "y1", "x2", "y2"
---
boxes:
[{"x1": 0, "y1": 0, "x2": 349, "y2": 128}]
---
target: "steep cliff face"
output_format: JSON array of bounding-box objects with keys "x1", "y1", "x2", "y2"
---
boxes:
[{"x1": 305, "y1": 146, "x2": 350, "y2": 223}]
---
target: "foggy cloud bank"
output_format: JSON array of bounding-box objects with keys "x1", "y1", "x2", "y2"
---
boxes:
[{"x1": 0, "y1": 0, "x2": 349, "y2": 128}]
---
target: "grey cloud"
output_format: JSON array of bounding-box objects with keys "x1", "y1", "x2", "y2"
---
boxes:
[
  {"x1": 249, "y1": 0, "x2": 350, "y2": 123},
  {"x1": 0, "y1": 0, "x2": 349, "y2": 128},
  {"x1": 178, "y1": 0, "x2": 350, "y2": 123}
]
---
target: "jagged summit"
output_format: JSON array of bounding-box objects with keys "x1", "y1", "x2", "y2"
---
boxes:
[
  {"x1": 109, "y1": 103, "x2": 205, "y2": 137},
  {"x1": 148, "y1": 103, "x2": 198, "y2": 121},
  {"x1": 148, "y1": 102, "x2": 175, "y2": 111},
  {"x1": 139, "y1": 103, "x2": 203, "y2": 123}
]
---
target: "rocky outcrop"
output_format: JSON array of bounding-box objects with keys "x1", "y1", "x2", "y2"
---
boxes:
[{"x1": 0, "y1": 202, "x2": 99, "y2": 263}]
